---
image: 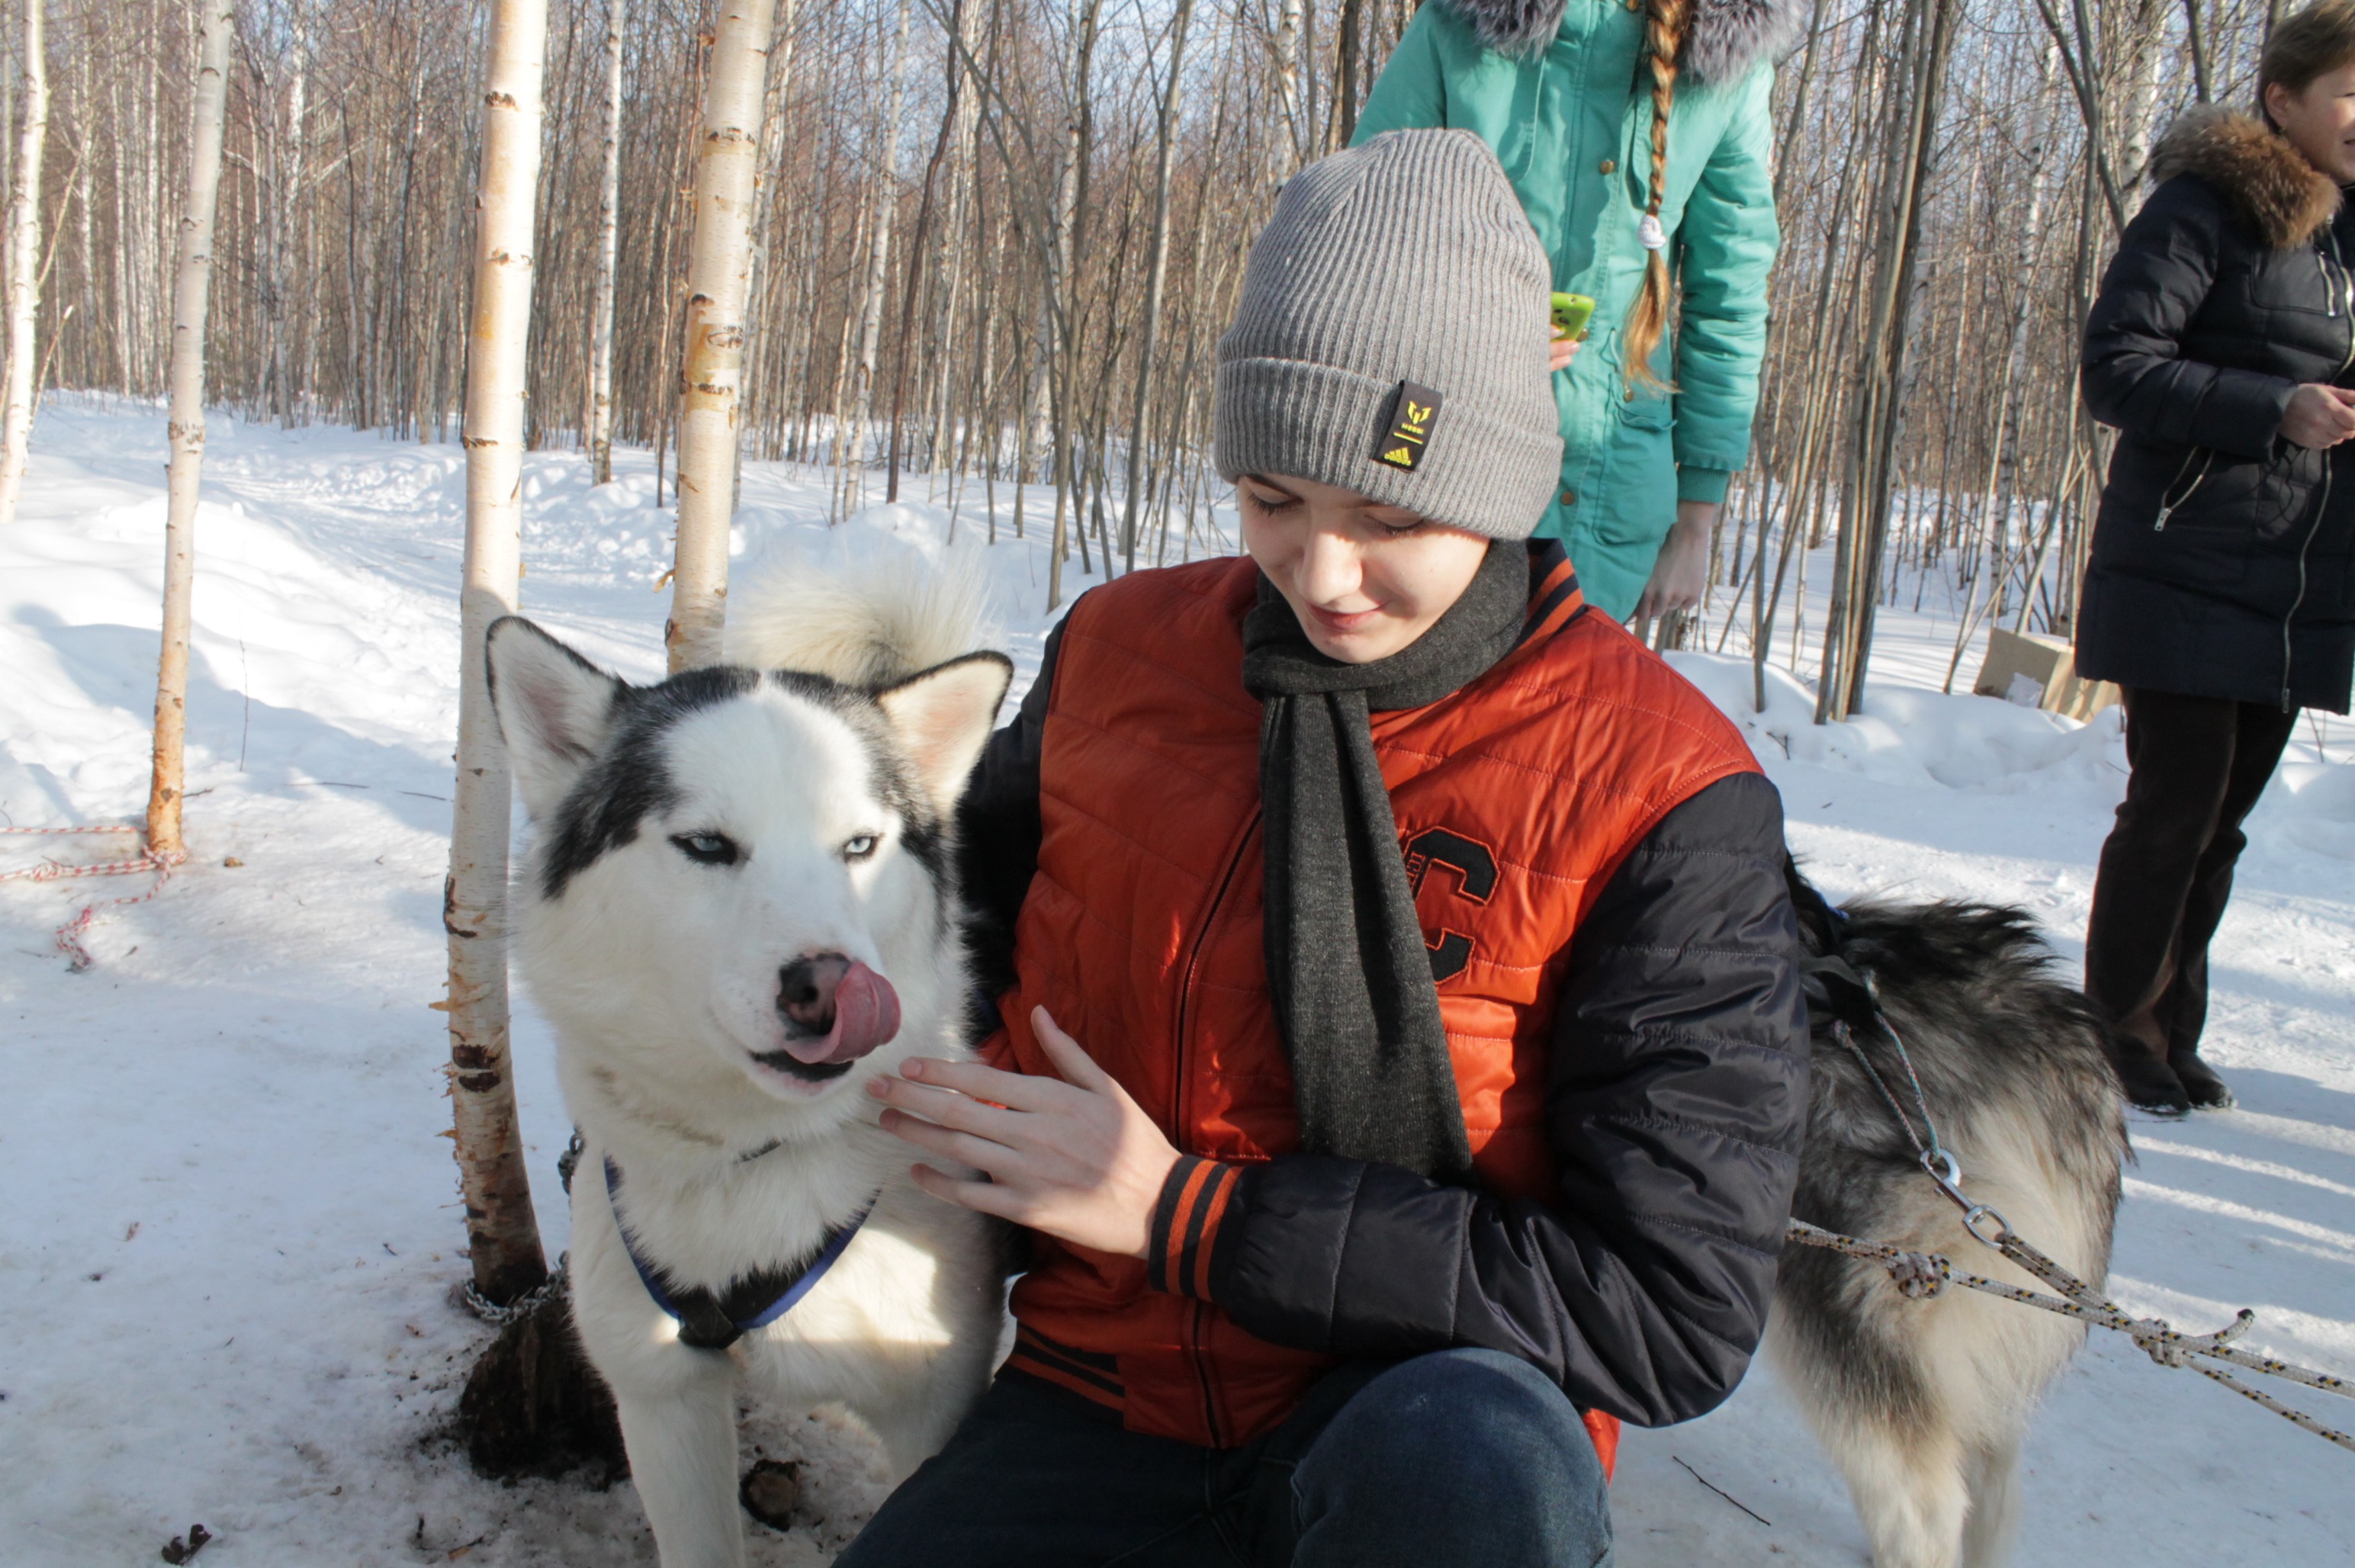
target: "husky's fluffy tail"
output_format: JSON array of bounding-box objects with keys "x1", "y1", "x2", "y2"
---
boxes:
[{"x1": 724, "y1": 545, "x2": 996, "y2": 689}]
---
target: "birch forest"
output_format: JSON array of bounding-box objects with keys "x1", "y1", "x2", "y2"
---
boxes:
[{"x1": 0, "y1": 0, "x2": 2286, "y2": 697}]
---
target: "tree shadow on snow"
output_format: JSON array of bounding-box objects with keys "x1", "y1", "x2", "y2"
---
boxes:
[{"x1": 15, "y1": 605, "x2": 455, "y2": 836}]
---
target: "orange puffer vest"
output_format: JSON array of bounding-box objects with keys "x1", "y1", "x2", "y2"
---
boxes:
[{"x1": 984, "y1": 552, "x2": 1758, "y2": 1463}]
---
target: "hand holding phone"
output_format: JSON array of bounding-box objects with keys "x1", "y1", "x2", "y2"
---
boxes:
[{"x1": 1550, "y1": 292, "x2": 1596, "y2": 342}]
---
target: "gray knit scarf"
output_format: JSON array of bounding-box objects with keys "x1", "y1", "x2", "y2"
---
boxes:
[{"x1": 1241, "y1": 540, "x2": 1528, "y2": 1182}]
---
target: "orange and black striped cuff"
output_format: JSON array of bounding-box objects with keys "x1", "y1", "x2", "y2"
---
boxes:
[{"x1": 1147, "y1": 1155, "x2": 1242, "y2": 1300}]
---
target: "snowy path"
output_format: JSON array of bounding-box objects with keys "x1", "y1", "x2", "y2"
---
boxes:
[{"x1": 2, "y1": 400, "x2": 2348, "y2": 1566}]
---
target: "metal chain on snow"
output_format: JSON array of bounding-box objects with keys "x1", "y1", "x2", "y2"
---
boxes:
[
  {"x1": 0, "y1": 824, "x2": 187, "y2": 970},
  {"x1": 458, "y1": 1135, "x2": 592, "y2": 1325},
  {"x1": 461, "y1": 1252, "x2": 570, "y2": 1326}
]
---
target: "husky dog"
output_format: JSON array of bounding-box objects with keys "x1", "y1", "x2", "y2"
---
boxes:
[
  {"x1": 1775, "y1": 869, "x2": 2128, "y2": 1568},
  {"x1": 484, "y1": 556, "x2": 1010, "y2": 1568}
]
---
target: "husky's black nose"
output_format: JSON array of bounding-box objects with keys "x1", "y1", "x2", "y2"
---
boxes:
[{"x1": 779, "y1": 953, "x2": 851, "y2": 1036}]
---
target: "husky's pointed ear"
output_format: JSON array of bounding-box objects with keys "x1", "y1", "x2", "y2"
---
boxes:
[
  {"x1": 485, "y1": 617, "x2": 627, "y2": 818},
  {"x1": 873, "y1": 652, "x2": 1015, "y2": 814}
]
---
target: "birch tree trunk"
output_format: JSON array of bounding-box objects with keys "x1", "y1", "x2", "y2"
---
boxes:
[
  {"x1": 0, "y1": 0, "x2": 47, "y2": 527},
  {"x1": 445, "y1": 0, "x2": 551, "y2": 1309},
  {"x1": 2119, "y1": 0, "x2": 2170, "y2": 188},
  {"x1": 927, "y1": 0, "x2": 985, "y2": 497},
  {"x1": 587, "y1": 0, "x2": 621, "y2": 485},
  {"x1": 1045, "y1": 0, "x2": 1102, "y2": 611},
  {"x1": 275, "y1": 5, "x2": 310, "y2": 424},
  {"x1": 1120, "y1": 0, "x2": 1193, "y2": 573},
  {"x1": 886, "y1": 0, "x2": 963, "y2": 504},
  {"x1": 145, "y1": 0, "x2": 233, "y2": 863},
  {"x1": 1817, "y1": 0, "x2": 1959, "y2": 723},
  {"x1": 1945, "y1": 43, "x2": 2059, "y2": 690},
  {"x1": 666, "y1": 0, "x2": 779, "y2": 673},
  {"x1": 1273, "y1": 0, "x2": 1303, "y2": 170},
  {"x1": 837, "y1": 0, "x2": 911, "y2": 520}
]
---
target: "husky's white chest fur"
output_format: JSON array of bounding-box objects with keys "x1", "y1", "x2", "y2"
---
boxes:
[{"x1": 487, "y1": 557, "x2": 1011, "y2": 1568}]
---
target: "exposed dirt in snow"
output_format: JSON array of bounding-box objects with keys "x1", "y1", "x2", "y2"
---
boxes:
[{"x1": 3, "y1": 400, "x2": 2348, "y2": 1566}]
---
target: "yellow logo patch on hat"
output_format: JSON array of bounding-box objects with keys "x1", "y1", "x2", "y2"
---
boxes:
[{"x1": 1373, "y1": 381, "x2": 1444, "y2": 472}]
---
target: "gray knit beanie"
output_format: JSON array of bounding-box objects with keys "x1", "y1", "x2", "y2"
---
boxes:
[{"x1": 1215, "y1": 129, "x2": 1563, "y2": 541}]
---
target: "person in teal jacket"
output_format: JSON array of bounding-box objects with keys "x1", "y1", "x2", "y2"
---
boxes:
[{"x1": 1354, "y1": 0, "x2": 1803, "y2": 623}]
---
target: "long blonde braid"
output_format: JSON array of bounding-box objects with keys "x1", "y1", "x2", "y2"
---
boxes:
[{"x1": 1623, "y1": 0, "x2": 1689, "y2": 393}]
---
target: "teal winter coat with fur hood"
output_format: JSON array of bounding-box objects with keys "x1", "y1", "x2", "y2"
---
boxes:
[{"x1": 1354, "y1": 0, "x2": 1802, "y2": 619}]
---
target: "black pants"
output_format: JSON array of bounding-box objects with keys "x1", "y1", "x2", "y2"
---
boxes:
[{"x1": 2083, "y1": 687, "x2": 2298, "y2": 1063}]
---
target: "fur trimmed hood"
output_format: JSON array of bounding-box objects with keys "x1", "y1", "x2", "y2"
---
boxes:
[
  {"x1": 2151, "y1": 105, "x2": 2341, "y2": 250},
  {"x1": 1444, "y1": 0, "x2": 1810, "y2": 80}
]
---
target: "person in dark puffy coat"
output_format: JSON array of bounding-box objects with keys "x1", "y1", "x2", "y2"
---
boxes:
[{"x1": 2077, "y1": 1, "x2": 2355, "y2": 1114}]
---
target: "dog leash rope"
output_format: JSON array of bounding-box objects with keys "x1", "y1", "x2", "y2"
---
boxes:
[
  {"x1": 1783, "y1": 1218, "x2": 2353, "y2": 1453},
  {"x1": 0, "y1": 824, "x2": 185, "y2": 970},
  {"x1": 1796, "y1": 936, "x2": 2353, "y2": 1452},
  {"x1": 1827, "y1": 1009, "x2": 2015, "y2": 1246}
]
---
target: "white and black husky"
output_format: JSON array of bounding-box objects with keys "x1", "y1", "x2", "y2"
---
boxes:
[
  {"x1": 484, "y1": 558, "x2": 1011, "y2": 1568},
  {"x1": 1776, "y1": 871, "x2": 2128, "y2": 1568}
]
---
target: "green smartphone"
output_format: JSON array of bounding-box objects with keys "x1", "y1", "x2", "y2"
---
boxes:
[{"x1": 1550, "y1": 291, "x2": 1596, "y2": 342}]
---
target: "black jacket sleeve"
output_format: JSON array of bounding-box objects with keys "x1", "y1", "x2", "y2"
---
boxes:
[
  {"x1": 1196, "y1": 771, "x2": 1808, "y2": 1428},
  {"x1": 955, "y1": 615, "x2": 1066, "y2": 1004},
  {"x1": 2081, "y1": 176, "x2": 2294, "y2": 461}
]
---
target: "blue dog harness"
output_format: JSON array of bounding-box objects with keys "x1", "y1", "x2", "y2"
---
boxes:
[{"x1": 603, "y1": 1154, "x2": 872, "y2": 1351}]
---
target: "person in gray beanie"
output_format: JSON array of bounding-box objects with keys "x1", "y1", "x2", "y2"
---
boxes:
[
  {"x1": 1213, "y1": 126, "x2": 1565, "y2": 545},
  {"x1": 846, "y1": 128, "x2": 1805, "y2": 1568}
]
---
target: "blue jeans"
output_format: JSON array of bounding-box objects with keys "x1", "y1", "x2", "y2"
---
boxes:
[{"x1": 836, "y1": 1348, "x2": 1614, "y2": 1568}]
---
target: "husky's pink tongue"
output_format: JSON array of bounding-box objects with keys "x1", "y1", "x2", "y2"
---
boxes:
[{"x1": 782, "y1": 962, "x2": 901, "y2": 1065}]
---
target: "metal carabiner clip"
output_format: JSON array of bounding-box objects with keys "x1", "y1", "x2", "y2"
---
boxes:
[
  {"x1": 1918, "y1": 1149, "x2": 2012, "y2": 1248},
  {"x1": 1961, "y1": 1203, "x2": 2013, "y2": 1249},
  {"x1": 1920, "y1": 1148, "x2": 1967, "y2": 1206}
]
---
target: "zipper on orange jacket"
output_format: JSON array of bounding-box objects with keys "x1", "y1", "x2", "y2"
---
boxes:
[{"x1": 1170, "y1": 808, "x2": 1258, "y2": 1448}]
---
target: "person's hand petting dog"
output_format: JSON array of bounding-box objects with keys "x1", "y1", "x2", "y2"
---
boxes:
[{"x1": 870, "y1": 1007, "x2": 1181, "y2": 1259}]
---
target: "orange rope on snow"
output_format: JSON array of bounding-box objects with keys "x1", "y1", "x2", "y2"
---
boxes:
[{"x1": 0, "y1": 824, "x2": 186, "y2": 969}]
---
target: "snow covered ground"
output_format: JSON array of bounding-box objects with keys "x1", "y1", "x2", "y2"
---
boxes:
[{"x1": 2, "y1": 397, "x2": 2349, "y2": 1566}]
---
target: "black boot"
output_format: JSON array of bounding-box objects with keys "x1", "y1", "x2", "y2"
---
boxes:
[
  {"x1": 2169, "y1": 1048, "x2": 2235, "y2": 1110},
  {"x1": 2110, "y1": 1043, "x2": 2191, "y2": 1117}
]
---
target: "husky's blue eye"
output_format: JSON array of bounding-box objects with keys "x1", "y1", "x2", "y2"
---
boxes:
[
  {"x1": 671, "y1": 831, "x2": 741, "y2": 866},
  {"x1": 842, "y1": 834, "x2": 879, "y2": 862}
]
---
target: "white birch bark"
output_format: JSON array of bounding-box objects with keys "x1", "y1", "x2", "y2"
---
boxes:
[
  {"x1": 1044, "y1": 0, "x2": 1101, "y2": 610},
  {"x1": 145, "y1": 0, "x2": 233, "y2": 862},
  {"x1": 0, "y1": 0, "x2": 47, "y2": 526},
  {"x1": 282, "y1": 8, "x2": 307, "y2": 419},
  {"x1": 927, "y1": 0, "x2": 983, "y2": 494},
  {"x1": 269, "y1": 8, "x2": 310, "y2": 422},
  {"x1": 665, "y1": 0, "x2": 779, "y2": 673},
  {"x1": 1273, "y1": 0, "x2": 1303, "y2": 172},
  {"x1": 587, "y1": 0, "x2": 621, "y2": 485},
  {"x1": 740, "y1": 0, "x2": 799, "y2": 458},
  {"x1": 1120, "y1": 0, "x2": 1194, "y2": 573},
  {"x1": 835, "y1": 0, "x2": 911, "y2": 522},
  {"x1": 2119, "y1": 0, "x2": 2169, "y2": 198},
  {"x1": 445, "y1": 0, "x2": 551, "y2": 1306}
]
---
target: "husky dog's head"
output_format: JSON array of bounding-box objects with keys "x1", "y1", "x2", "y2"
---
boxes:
[{"x1": 485, "y1": 617, "x2": 1011, "y2": 1140}]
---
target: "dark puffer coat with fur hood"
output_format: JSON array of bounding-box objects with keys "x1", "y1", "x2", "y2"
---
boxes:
[{"x1": 2078, "y1": 107, "x2": 2355, "y2": 713}]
